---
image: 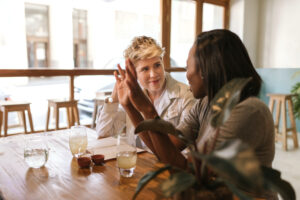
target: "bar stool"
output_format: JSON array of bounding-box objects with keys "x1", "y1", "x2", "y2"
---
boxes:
[
  {"x1": 45, "y1": 99, "x2": 80, "y2": 131},
  {"x1": 267, "y1": 94, "x2": 299, "y2": 150},
  {"x1": 0, "y1": 101, "x2": 34, "y2": 136}
]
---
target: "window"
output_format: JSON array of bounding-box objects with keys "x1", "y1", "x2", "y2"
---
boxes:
[
  {"x1": 25, "y1": 4, "x2": 49, "y2": 68},
  {"x1": 91, "y1": 0, "x2": 161, "y2": 69},
  {"x1": 202, "y1": 3, "x2": 225, "y2": 32},
  {"x1": 163, "y1": 0, "x2": 229, "y2": 69},
  {"x1": 170, "y1": 0, "x2": 196, "y2": 67},
  {"x1": 73, "y1": 9, "x2": 88, "y2": 68}
]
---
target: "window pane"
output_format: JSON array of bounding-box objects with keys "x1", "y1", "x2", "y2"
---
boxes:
[
  {"x1": 73, "y1": 10, "x2": 79, "y2": 39},
  {"x1": 36, "y1": 42, "x2": 47, "y2": 68},
  {"x1": 93, "y1": 0, "x2": 160, "y2": 69},
  {"x1": 79, "y1": 43, "x2": 87, "y2": 68},
  {"x1": 25, "y1": 4, "x2": 49, "y2": 37},
  {"x1": 170, "y1": 0, "x2": 196, "y2": 67},
  {"x1": 73, "y1": 9, "x2": 87, "y2": 40},
  {"x1": 27, "y1": 41, "x2": 34, "y2": 68},
  {"x1": 202, "y1": 3, "x2": 224, "y2": 32}
]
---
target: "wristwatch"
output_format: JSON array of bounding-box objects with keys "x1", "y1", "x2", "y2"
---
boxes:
[{"x1": 104, "y1": 97, "x2": 114, "y2": 104}]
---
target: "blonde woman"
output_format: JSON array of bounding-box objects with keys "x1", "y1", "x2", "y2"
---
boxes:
[{"x1": 96, "y1": 36, "x2": 195, "y2": 148}]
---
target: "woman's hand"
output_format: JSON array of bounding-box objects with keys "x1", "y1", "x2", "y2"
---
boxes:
[
  {"x1": 114, "y1": 64, "x2": 131, "y2": 107},
  {"x1": 124, "y1": 59, "x2": 157, "y2": 119}
]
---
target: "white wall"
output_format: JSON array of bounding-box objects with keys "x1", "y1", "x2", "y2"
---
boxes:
[
  {"x1": 49, "y1": 1, "x2": 74, "y2": 68},
  {"x1": 257, "y1": 0, "x2": 300, "y2": 68},
  {"x1": 229, "y1": 0, "x2": 259, "y2": 68},
  {"x1": 0, "y1": 1, "x2": 28, "y2": 69},
  {"x1": 229, "y1": 0, "x2": 244, "y2": 40},
  {"x1": 243, "y1": 0, "x2": 259, "y2": 68},
  {"x1": 230, "y1": 0, "x2": 300, "y2": 68}
]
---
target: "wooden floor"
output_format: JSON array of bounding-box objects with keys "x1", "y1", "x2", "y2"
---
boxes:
[{"x1": 273, "y1": 134, "x2": 300, "y2": 200}]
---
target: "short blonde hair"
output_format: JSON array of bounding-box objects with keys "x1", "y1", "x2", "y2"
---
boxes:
[{"x1": 124, "y1": 36, "x2": 165, "y2": 64}]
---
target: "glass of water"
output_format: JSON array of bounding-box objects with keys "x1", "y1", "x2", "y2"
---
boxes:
[
  {"x1": 24, "y1": 135, "x2": 49, "y2": 168},
  {"x1": 69, "y1": 125, "x2": 88, "y2": 157},
  {"x1": 116, "y1": 133, "x2": 137, "y2": 178}
]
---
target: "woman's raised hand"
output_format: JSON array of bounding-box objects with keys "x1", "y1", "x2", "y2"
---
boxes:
[
  {"x1": 114, "y1": 64, "x2": 131, "y2": 107},
  {"x1": 114, "y1": 59, "x2": 157, "y2": 118},
  {"x1": 124, "y1": 59, "x2": 156, "y2": 117}
]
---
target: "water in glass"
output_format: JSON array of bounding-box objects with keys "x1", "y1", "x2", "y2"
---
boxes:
[
  {"x1": 116, "y1": 133, "x2": 137, "y2": 178},
  {"x1": 69, "y1": 125, "x2": 87, "y2": 157},
  {"x1": 24, "y1": 135, "x2": 49, "y2": 168}
]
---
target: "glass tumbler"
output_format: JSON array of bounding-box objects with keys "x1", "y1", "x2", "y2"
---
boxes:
[
  {"x1": 116, "y1": 133, "x2": 137, "y2": 178},
  {"x1": 24, "y1": 135, "x2": 49, "y2": 168},
  {"x1": 69, "y1": 125, "x2": 88, "y2": 157}
]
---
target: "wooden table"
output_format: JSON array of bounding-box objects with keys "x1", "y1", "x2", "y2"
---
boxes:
[{"x1": 0, "y1": 129, "x2": 169, "y2": 200}]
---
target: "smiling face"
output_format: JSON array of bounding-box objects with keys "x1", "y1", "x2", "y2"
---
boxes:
[
  {"x1": 135, "y1": 56, "x2": 166, "y2": 95},
  {"x1": 186, "y1": 45, "x2": 206, "y2": 99}
]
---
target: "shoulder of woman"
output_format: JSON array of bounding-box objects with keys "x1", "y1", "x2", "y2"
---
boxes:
[
  {"x1": 231, "y1": 97, "x2": 273, "y2": 124},
  {"x1": 165, "y1": 73, "x2": 192, "y2": 98},
  {"x1": 235, "y1": 97, "x2": 269, "y2": 112}
]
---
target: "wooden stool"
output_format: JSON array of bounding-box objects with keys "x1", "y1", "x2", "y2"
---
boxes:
[
  {"x1": 267, "y1": 94, "x2": 299, "y2": 150},
  {"x1": 45, "y1": 99, "x2": 80, "y2": 131},
  {"x1": 0, "y1": 101, "x2": 34, "y2": 136}
]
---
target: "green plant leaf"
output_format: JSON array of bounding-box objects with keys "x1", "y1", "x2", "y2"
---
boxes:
[
  {"x1": 134, "y1": 118, "x2": 193, "y2": 145},
  {"x1": 261, "y1": 166, "x2": 296, "y2": 200},
  {"x1": 223, "y1": 180, "x2": 253, "y2": 200},
  {"x1": 192, "y1": 140, "x2": 264, "y2": 194},
  {"x1": 132, "y1": 165, "x2": 172, "y2": 200},
  {"x1": 161, "y1": 172, "x2": 196, "y2": 197},
  {"x1": 291, "y1": 82, "x2": 300, "y2": 119},
  {"x1": 291, "y1": 70, "x2": 300, "y2": 79},
  {"x1": 210, "y1": 77, "x2": 252, "y2": 128}
]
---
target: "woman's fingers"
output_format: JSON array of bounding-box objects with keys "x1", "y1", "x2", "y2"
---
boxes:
[
  {"x1": 126, "y1": 59, "x2": 137, "y2": 79},
  {"x1": 114, "y1": 71, "x2": 121, "y2": 83},
  {"x1": 117, "y1": 64, "x2": 126, "y2": 80}
]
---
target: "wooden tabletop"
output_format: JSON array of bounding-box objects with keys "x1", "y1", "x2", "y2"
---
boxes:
[{"x1": 0, "y1": 129, "x2": 169, "y2": 200}]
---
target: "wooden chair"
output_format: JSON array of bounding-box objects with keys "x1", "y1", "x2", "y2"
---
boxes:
[
  {"x1": 45, "y1": 99, "x2": 80, "y2": 131},
  {"x1": 267, "y1": 94, "x2": 299, "y2": 150},
  {"x1": 0, "y1": 101, "x2": 34, "y2": 136}
]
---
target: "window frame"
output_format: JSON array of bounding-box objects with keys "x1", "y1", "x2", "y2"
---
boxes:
[
  {"x1": 25, "y1": 3, "x2": 50, "y2": 69},
  {"x1": 161, "y1": 0, "x2": 230, "y2": 69},
  {"x1": 73, "y1": 9, "x2": 88, "y2": 68}
]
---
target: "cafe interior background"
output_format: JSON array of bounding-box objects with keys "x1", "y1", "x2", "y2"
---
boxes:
[{"x1": 0, "y1": 0, "x2": 300, "y2": 197}]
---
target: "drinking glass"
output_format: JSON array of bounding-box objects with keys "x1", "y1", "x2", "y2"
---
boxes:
[
  {"x1": 69, "y1": 125, "x2": 88, "y2": 157},
  {"x1": 116, "y1": 133, "x2": 137, "y2": 178},
  {"x1": 24, "y1": 135, "x2": 49, "y2": 168}
]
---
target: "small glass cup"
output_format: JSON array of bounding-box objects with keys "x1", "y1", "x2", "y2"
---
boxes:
[
  {"x1": 24, "y1": 135, "x2": 49, "y2": 168},
  {"x1": 116, "y1": 133, "x2": 137, "y2": 178},
  {"x1": 69, "y1": 124, "x2": 88, "y2": 158}
]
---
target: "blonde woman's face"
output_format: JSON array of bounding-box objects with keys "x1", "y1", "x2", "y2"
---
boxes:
[{"x1": 135, "y1": 56, "x2": 165, "y2": 94}]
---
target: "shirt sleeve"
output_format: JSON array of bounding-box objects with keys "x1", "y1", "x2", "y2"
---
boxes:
[
  {"x1": 179, "y1": 90, "x2": 196, "y2": 124},
  {"x1": 177, "y1": 100, "x2": 201, "y2": 141},
  {"x1": 216, "y1": 98, "x2": 275, "y2": 167},
  {"x1": 95, "y1": 102, "x2": 126, "y2": 138},
  {"x1": 218, "y1": 101, "x2": 263, "y2": 148}
]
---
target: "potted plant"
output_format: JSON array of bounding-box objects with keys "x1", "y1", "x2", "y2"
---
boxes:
[
  {"x1": 291, "y1": 82, "x2": 300, "y2": 119},
  {"x1": 133, "y1": 78, "x2": 295, "y2": 200}
]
